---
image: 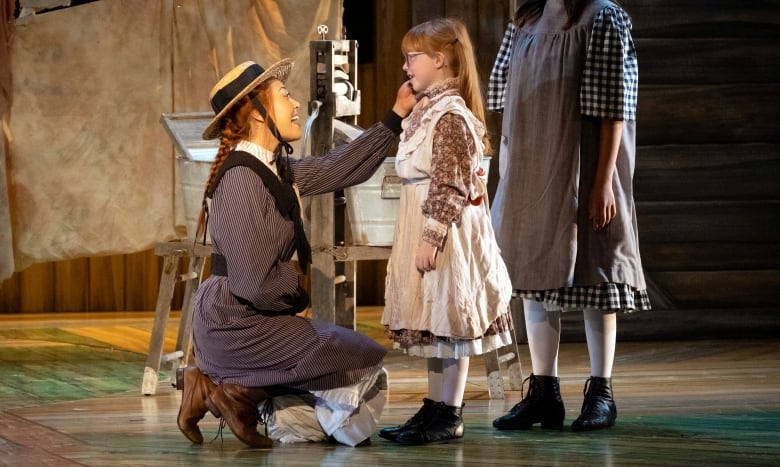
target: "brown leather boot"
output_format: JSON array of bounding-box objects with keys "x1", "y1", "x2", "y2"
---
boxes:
[
  {"x1": 207, "y1": 383, "x2": 273, "y2": 448},
  {"x1": 177, "y1": 366, "x2": 219, "y2": 444}
]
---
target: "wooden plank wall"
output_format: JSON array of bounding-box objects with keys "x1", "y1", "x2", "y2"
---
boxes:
[
  {"x1": 628, "y1": 0, "x2": 780, "y2": 319},
  {"x1": 1, "y1": 0, "x2": 778, "y2": 335},
  {"x1": 0, "y1": 250, "x2": 185, "y2": 313}
]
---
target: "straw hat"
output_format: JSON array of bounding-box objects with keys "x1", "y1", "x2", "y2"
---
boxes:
[{"x1": 202, "y1": 58, "x2": 294, "y2": 140}]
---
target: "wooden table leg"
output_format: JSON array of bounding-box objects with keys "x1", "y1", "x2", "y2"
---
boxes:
[
  {"x1": 142, "y1": 254, "x2": 180, "y2": 395},
  {"x1": 175, "y1": 253, "x2": 206, "y2": 370},
  {"x1": 484, "y1": 297, "x2": 526, "y2": 398}
]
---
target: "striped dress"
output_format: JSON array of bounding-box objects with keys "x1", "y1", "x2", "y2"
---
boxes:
[{"x1": 192, "y1": 119, "x2": 399, "y2": 391}]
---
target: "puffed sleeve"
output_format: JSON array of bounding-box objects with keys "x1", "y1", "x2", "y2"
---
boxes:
[
  {"x1": 581, "y1": 6, "x2": 638, "y2": 121},
  {"x1": 487, "y1": 22, "x2": 517, "y2": 112}
]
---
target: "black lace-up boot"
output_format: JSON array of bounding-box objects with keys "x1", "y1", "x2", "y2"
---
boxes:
[
  {"x1": 395, "y1": 401, "x2": 464, "y2": 445},
  {"x1": 379, "y1": 398, "x2": 437, "y2": 441},
  {"x1": 572, "y1": 376, "x2": 617, "y2": 431},
  {"x1": 492, "y1": 374, "x2": 565, "y2": 430}
]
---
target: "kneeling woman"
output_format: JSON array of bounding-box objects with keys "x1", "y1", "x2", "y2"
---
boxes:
[{"x1": 177, "y1": 59, "x2": 416, "y2": 448}]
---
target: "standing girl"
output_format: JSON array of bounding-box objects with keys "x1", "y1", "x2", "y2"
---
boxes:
[
  {"x1": 380, "y1": 18, "x2": 514, "y2": 445},
  {"x1": 488, "y1": 0, "x2": 650, "y2": 432}
]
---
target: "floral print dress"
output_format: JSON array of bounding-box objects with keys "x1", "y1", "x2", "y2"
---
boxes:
[{"x1": 382, "y1": 79, "x2": 514, "y2": 358}]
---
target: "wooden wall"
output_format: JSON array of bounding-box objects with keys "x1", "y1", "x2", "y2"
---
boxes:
[
  {"x1": 623, "y1": 0, "x2": 780, "y2": 337},
  {"x1": 2, "y1": 0, "x2": 779, "y2": 340},
  {"x1": 0, "y1": 251, "x2": 185, "y2": 313}
]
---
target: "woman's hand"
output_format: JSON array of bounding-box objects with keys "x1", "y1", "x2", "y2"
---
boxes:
[
  {"x1": 589, "y1": 179, "x2": 616, "y2": 230},
  {"x1": 415, "y1": 240, "x2": 438, "y2": 274},
  {"x1": 392, "y1": 80, "x2": 418, "y2": 118}
]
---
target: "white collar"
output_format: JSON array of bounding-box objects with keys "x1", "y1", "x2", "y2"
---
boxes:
[{"x1": 234, "y1": 140, "x2": 278, "y2": 176}]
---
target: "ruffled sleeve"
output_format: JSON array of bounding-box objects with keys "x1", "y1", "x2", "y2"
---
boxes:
[{"x1": 580, "y1": 6, "x2": 638, "y2": 121}]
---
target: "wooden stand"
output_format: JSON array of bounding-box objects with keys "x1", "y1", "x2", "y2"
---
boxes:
[
  {"x1": 483, "y1": 296, "x2": 526, "y2": 398},
  {"x1": 141, "y1": 240, "x2": 211, "y2": 395}
]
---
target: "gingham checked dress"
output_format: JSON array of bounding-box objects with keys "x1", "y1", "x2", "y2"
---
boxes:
[{"x1": 488, "y1": 0, "x2": 651, "y2": 312}]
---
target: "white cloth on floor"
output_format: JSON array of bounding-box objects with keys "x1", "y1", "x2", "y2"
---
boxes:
[
  {"x1": 258, "y1": 393, "x2": 327, "y2": 443},
  {"x1": 258, "y1": 365, "x2": 386, "y2": 446},
  {"x1": 314, "y1": 365, "x2": 385, "y2": 446}
]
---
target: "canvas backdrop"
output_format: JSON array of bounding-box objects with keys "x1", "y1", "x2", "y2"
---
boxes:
[{"x1": 1, "y1": 0, "x2": 341, "y2": 280}]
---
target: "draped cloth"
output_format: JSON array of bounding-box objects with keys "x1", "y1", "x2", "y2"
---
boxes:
[
  {"x1": 0, "y1": 0, "x2": 340, "y2": 279},
  {"x1": 0, "y1": 0, "x2": 15, "y2": 281}
]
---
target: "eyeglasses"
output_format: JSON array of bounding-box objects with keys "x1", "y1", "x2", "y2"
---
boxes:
[{"x1": 404, "y1": 52, "x2": 425, "y2": 65}]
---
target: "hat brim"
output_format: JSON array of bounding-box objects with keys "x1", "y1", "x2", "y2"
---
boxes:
[{"x1": 202, "y1": 58, "x2": 294, "y2": 140}]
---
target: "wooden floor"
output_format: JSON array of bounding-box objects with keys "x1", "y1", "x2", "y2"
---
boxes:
[{"x1": 1, "y1": 308, "x2": 779, "y2": 466}]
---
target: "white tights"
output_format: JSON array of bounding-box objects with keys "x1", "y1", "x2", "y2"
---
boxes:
[
  {"x1": 427, "y1": 357, "x2": 470, "y2": 407},
  {"x1": 523, "y1": 299, "x2": 617, "y2": 378}
]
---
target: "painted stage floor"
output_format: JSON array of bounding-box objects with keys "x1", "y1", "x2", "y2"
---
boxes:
[{"x1": 0, "y1": 309, "x2": 779, "y2": 466}]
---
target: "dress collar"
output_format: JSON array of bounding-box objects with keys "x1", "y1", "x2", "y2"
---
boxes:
[
  {"x1": 234, "y1": 140, "x2": 278, "y2": 176},
  {"x1": 424, "y1": 78, "x2": 458, "y2": 99}
]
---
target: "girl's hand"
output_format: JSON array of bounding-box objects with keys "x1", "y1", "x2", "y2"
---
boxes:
[
  {"x1": 589, "y1": 180, "x2": 616, "y2": 230},
  {"x1": 415, "y1": 240, "x2": 438, "y2": 274},
  {"x1": 591, "y1": 118, "x2": 622, "y2": 230}
]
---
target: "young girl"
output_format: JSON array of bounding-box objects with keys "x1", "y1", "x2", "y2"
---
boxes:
[
  {"x1": 380, "y1": 18, "x2": 514, "y2": 445},
  {"x1": 488, "y1": 0, "x2": 650, "y2": 432}
]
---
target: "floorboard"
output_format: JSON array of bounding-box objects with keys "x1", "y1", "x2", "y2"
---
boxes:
[{"x1": 1, "y1": 308, "x2": 779, "y2": 466}]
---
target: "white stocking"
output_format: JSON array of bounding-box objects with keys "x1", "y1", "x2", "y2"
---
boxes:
[
  {"x1": 523, "y1": 299, "x2": 561, "y2": 377},
  {"x1": 427, "y1": 357, "x2": 470, "y2": 406},
  {"x1": 440, "y1": 357, "x2": 470, "y2": 407},
  {"x1": 427, "y1": 358, "x2": 443, "y2": 400},
  {"x1": 583, "y1": 309, "x2": 617, "y2": 378}
]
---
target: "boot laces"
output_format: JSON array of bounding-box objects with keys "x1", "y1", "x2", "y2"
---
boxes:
[
  {"x1": 258, "y1": 400, "x2": 274, "y2": 437},
  {"x1": 582, "y1": 377, "x2": 594, "y2": 398},
  {"x1": 520, "y1": 375, "x2": 532, "y2": 399},
  {"x1": 581, "y1": 377, "x2": 612, "y2": 410},
  {"x1": 508, "y1": 376, "x2": 534, "y2": 412},
  {"x1": 210, "y1": 418, "x2": 227, "y2": 446},
  {"x1": 410, "y1": 400, "x2": 433, "y2": 423},
  {"x1": 582, "y1": 377, "x2": 611, "y2": 400}
]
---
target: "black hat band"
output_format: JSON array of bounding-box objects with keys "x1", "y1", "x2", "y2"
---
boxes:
[{"x1": 210, "y1": 63, "x2": 266, "y2": 114}]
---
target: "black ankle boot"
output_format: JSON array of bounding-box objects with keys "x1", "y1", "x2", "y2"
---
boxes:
[
  {"x1": 492, "y1": 374, "x2": 565, "y2": 430},
  {"x1": 395, "y1": 401, "x2": 464, "y2": 445},
  {"x1": 379, "y1": 398, "x2": 437, "y2": 441},
  {"x1": 572, "y1": 376, "x2": 617, "y2": 431}
]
